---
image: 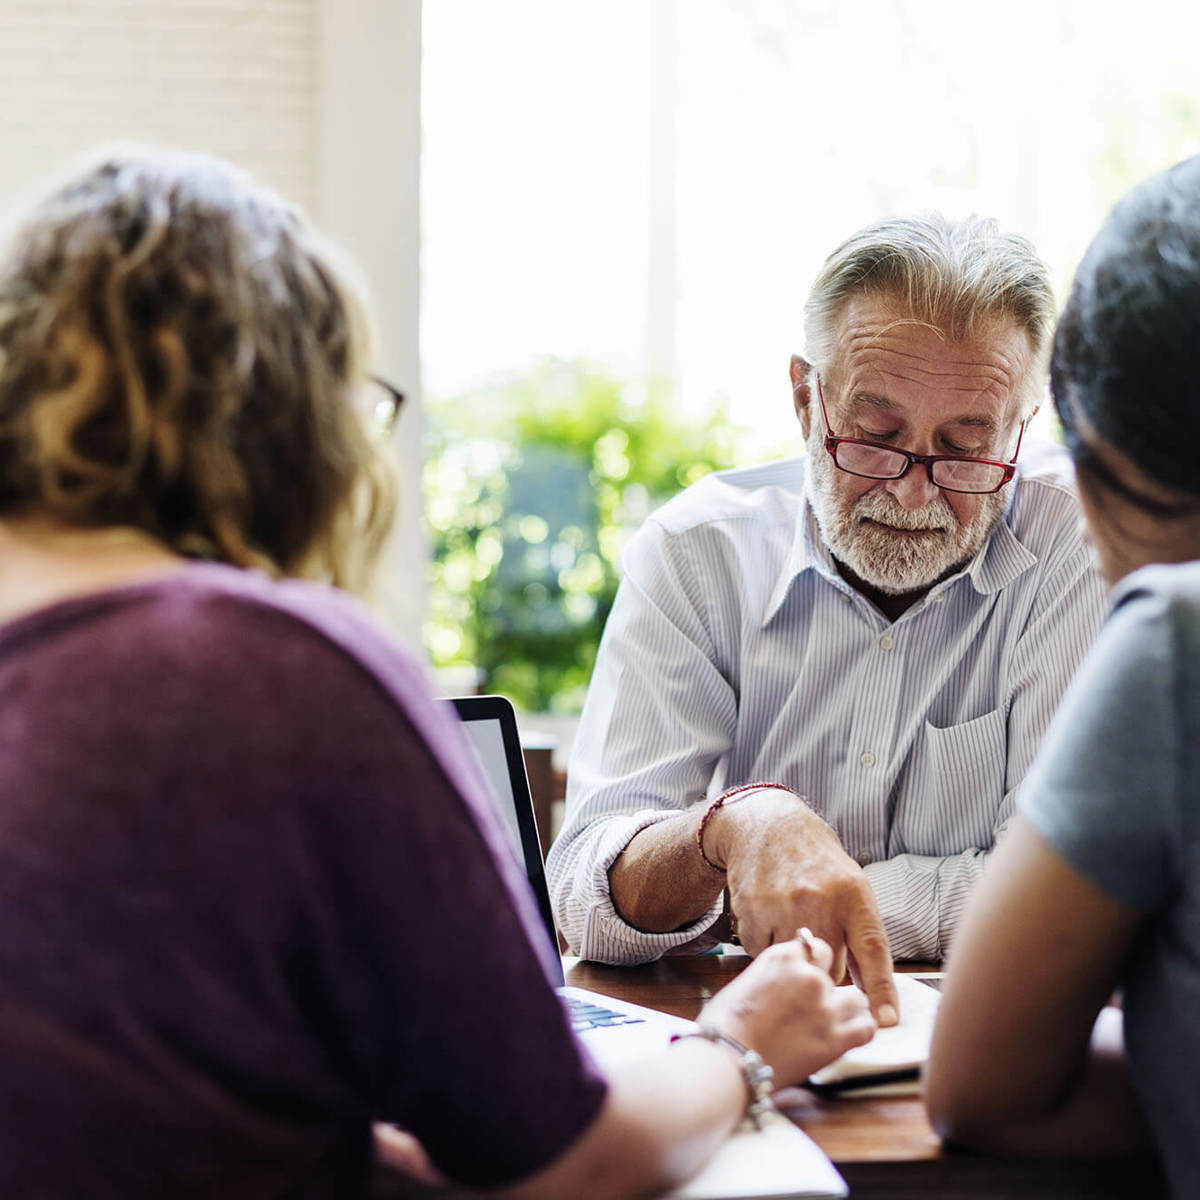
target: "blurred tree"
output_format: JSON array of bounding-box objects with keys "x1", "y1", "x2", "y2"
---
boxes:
[{"x1": 424, "y1": 359, "x2": 741, "y2": 712}]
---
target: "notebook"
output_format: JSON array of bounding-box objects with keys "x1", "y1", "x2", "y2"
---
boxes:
[
  {"x1": 449, "y1": 694, "x2": 848, "y2": 1199},
  {"x1": 807, "y1": 973, "x2": 943, "y2": 1097}
]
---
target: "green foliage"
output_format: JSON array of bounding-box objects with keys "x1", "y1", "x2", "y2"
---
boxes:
[{"x1": 424, "y1": 359, "x2": 740, "y2": 712}]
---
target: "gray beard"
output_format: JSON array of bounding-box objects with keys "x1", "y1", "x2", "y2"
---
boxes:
[{"x1": 807, "y1": 443, "x2": 1008, "y2": 595}]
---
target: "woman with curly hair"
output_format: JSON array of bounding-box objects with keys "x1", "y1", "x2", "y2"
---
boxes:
[{"x1": 0, "y1": 150, "x2": 874, "y2": 1199}]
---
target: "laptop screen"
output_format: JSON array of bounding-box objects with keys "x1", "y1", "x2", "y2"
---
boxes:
[
  {"x1": 448, "y1": 695, "x2": 560, "y2": 958},
  {"x1": 456, "y1": 714, "x2": 525, "y2": 863}
]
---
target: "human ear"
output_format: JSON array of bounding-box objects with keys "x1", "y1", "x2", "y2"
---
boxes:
[{"x1": 790, "y1": 354, "x2": 814, "y2": 439}]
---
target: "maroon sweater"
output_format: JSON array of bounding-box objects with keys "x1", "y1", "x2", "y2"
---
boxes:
[{"x1": 0, "y1": 563, "x2": 605, "y2": 1197}]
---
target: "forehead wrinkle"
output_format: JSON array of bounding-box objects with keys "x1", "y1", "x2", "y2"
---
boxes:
[
  {"x1": 846, "y1": 340, "x2": 1022, "y2": 389},
  {"x1": 842, "y1": 359, "x2": 1022, "y2": 416},
  {"x1": 844, "y1": 350, "x2": 1018, "y2": 397},
  {"x1": 829, "y1": 293, "x2": 1036, "y2": 427},
  {"x1": 836, "y1": 317, "x2": 1029, "y2": 394}
]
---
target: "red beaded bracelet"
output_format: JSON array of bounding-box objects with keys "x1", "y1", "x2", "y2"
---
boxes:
[{"x1": 696, "y1": 781, "x2": 805, "y2": 873}]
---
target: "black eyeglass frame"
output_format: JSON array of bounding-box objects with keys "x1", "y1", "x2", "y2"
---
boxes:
[
  {"x1": 366, "y1": 374, "x2": 406, "y2": 436},
  {"x1": 814, "y1": 374, "x2": 1026, "y2": 496}
]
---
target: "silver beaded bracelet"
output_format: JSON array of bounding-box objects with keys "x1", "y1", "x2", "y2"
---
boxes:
[{"x1": 671, "y1": 1026, "x2": 775, "y2": 1128}]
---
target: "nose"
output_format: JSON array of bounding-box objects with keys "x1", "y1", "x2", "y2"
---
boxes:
[{"x1": 884, "y1": 462, "x2": 941, "y2": 510}]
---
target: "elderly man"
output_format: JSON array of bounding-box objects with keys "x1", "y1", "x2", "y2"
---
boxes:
[{"x1": 546, "y1": 214, "x2": 1106, "y2": 1021}]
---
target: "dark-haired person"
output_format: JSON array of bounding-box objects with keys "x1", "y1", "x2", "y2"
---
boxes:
[
  {"x1": 0, "y1": 150, "x2": 876, "y2": 1199},
  {"x1": 925, "y1": 156, "x2": 1200, "y2": 1196}
]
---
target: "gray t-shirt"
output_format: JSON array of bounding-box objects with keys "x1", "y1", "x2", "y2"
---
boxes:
[{"x1": 1020, "y1": 561, "x2": 1200, "y2": 1196}]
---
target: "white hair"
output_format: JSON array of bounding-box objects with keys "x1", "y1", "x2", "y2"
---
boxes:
[{"x1": 803, "y1": 214, "x2": 1055, "y2": 418}]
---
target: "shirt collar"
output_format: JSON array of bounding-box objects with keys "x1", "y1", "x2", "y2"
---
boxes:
[
  {"x1": 763, "y1": 467, "x2": 1039, "y2": 625},
  {"x1": 762, "y1": 485, "x2": 838, "y2": 623}
]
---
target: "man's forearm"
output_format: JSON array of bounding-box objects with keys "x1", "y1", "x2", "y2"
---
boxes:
[{"x1": 608, "y1": 809, "x2": 726, "y2": 933}]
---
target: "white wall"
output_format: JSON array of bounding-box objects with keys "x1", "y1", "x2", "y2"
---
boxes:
[
  {"x1": 317, "y1": 0, "x2": 424, "y2": 644},
  {"x1": 0, "y1": 0, "x2": 426, "y2": 642},
  {"x1": 0, "y1": 1, "x2": 320, "y2": 216}
]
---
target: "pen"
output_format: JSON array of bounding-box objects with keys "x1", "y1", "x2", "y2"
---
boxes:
[{"x1": 796, "y1": 926, "x2": 818, "y2": 963}]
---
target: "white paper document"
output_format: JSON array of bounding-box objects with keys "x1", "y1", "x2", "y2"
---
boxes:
[
  {"x1": 808, "y1": 973, "x2": 942, "y2": 1095},
  {"x1": 664, "y1": 1111, "x2": 847, "y2": 1200}
]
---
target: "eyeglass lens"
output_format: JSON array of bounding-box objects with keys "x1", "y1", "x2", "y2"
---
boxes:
[{"x1": 833, "y1": 443, "x2": 1007, "y2": 493}]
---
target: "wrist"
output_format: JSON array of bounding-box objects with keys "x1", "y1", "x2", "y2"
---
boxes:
[
  {"x1": 671, "y1": 1026, "x2": 775, "y2": 1128},
  {"x1": 699, "y1": 783, "x2": 807, "y2": 873}
]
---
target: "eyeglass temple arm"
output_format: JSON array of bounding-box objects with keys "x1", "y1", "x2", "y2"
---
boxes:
[
  {"x1": 1009, "y1": 415, "x2": 1028, "y2": 463},
  {"x1": 374, "y1": 375, "x2": 407, "y2": 406},
  {"x1": 815, "y1": 373, "x2": 835, "y2": 435}
]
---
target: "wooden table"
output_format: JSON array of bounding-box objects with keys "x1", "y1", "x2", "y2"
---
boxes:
[{"x1": 566, "y1": 955, "x2": 1167, "y2": 1200}]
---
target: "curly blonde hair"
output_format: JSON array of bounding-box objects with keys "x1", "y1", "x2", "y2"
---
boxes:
[{"x1": 0, "y1": 149, "x2": 396, "y2": 590}]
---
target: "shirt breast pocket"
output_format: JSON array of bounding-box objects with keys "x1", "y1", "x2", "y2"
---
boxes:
[{"x1": 893, "y1": 708, "x2": 1009, "y2": 855}]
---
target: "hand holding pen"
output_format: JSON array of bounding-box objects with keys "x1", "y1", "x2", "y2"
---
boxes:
[{"x1": 796, "y1": 924, "x2": 898, "y2": 1027}]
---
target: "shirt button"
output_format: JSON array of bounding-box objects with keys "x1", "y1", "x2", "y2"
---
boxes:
[
  {"x1": 859, "y1": 750, "x2": 876, "y2": 767},
  {"x1": 856, "y1": 850, "x2": 874, "y2": 867},
  {"x1": 879, "y1": 633, "x2": 894, "y2": 651}
]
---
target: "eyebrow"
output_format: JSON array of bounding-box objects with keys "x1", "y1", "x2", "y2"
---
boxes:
[{"x1": 847, "y1": 392, "x2": 1000, "y2": 433}]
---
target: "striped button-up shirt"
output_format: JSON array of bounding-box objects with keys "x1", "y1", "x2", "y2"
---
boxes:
[{"x1": 546, "y1": 441, "x2": 1106, "y2": 963}]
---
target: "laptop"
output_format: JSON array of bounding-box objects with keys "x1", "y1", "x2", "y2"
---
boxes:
[
  {"x1": 448, "y1": 695, "x2": 851, "y2": 1199},
  {"x1": 448, "y1": 694, "x2": 695, "y2": 1063}
]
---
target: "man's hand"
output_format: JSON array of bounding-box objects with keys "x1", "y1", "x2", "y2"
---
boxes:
[{"x1": 706, "y1": 788, "x2": 899, "y2": 1026}]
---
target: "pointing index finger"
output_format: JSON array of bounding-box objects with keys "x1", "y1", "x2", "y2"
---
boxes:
[{"x1": 846, "y1": 910, "x2": 899, "y2": 1026}]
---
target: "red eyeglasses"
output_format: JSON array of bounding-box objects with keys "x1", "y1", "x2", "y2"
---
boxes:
[{"x1": 815, "y1": 375, "x2": 1025, "y2": 495}]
